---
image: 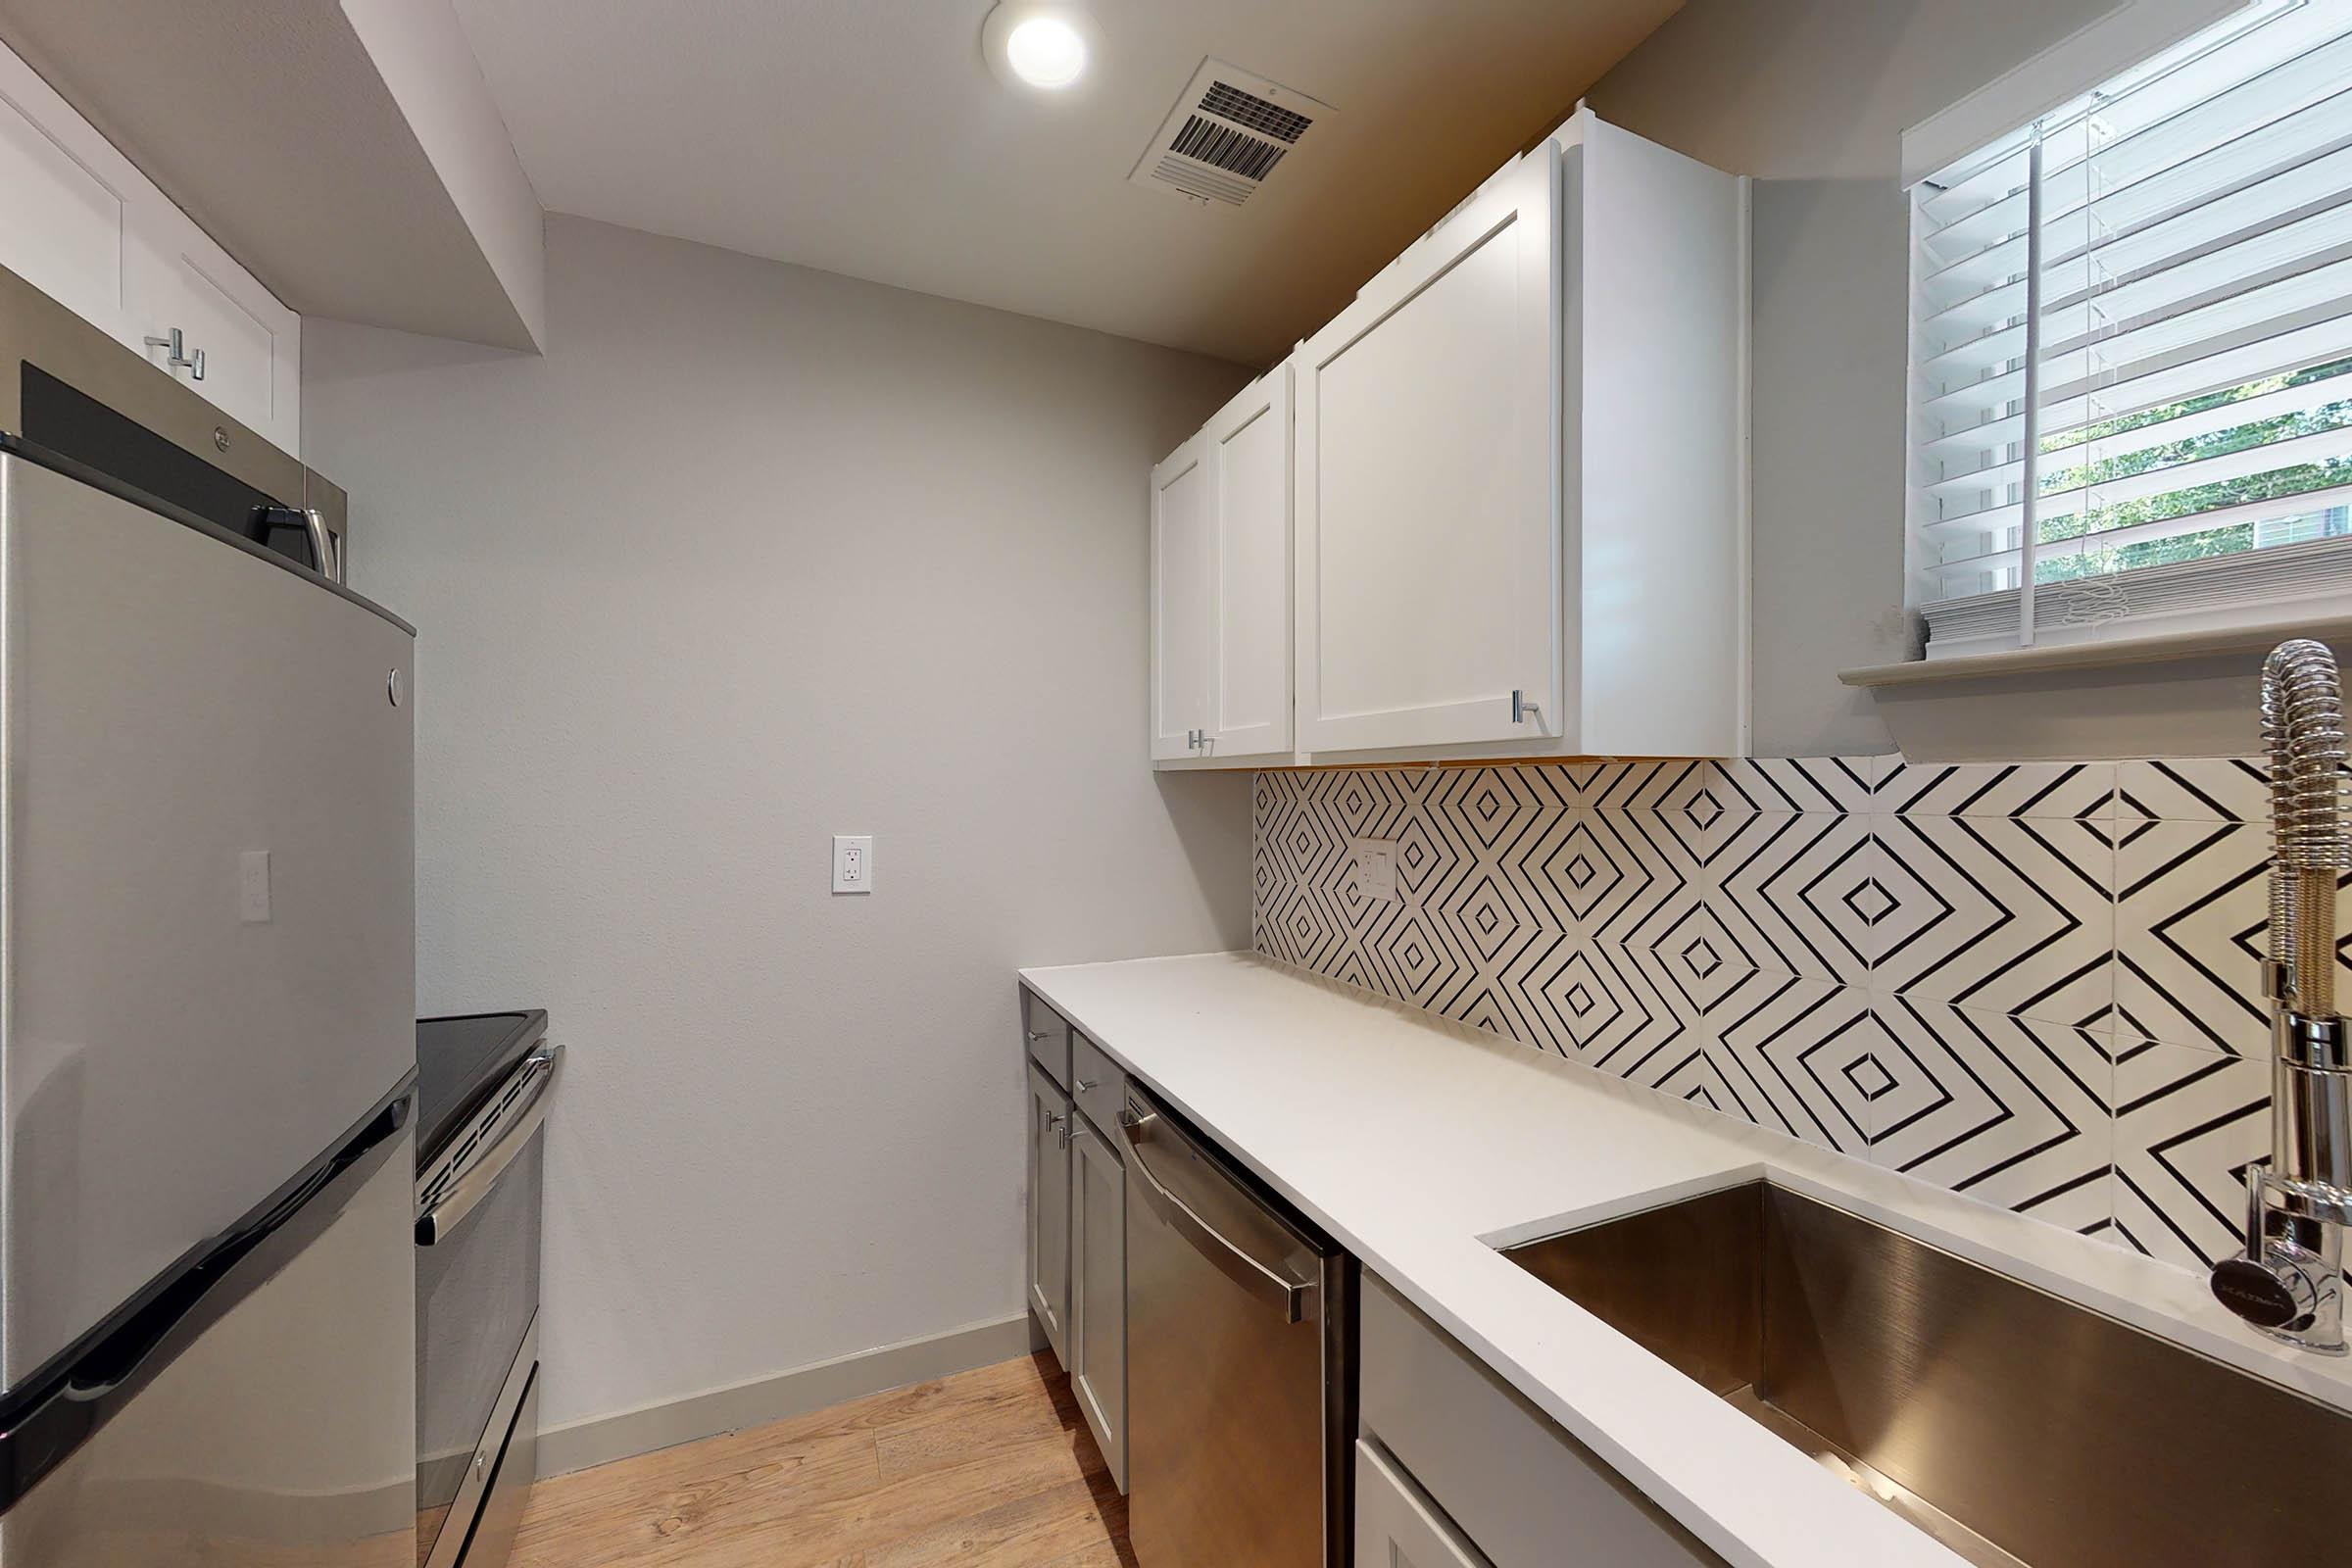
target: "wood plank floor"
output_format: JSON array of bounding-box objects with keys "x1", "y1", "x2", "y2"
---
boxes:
[{"x1": 510, "y1": 1353, "x2": 1133, "y2": 1568}]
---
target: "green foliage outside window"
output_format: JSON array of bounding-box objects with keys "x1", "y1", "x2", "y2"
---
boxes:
[{"x1": 2026, "y1": 355, "x2": 2352, "y2": 584}]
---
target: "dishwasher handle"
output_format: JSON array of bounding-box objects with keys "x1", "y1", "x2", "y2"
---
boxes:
[{"x1": 1121, "y1": 1110, "x2": 1312, "y2": 1324}]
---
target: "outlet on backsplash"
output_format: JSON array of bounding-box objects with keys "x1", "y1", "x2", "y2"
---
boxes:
[{"x1": 1354, "y1": 839, "x2": 1397, "y2": 903}]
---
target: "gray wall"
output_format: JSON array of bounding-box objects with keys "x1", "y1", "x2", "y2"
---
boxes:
[
  {"x1": 304, "y1": 215, "x2": 1250, "y2": 1433},
  {"x1": 1585, "y1": 0, "x2": 2123, "y2": 756}
]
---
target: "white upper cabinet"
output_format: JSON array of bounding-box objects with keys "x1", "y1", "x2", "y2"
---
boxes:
[
  {"x1": 0, "y1": 37, "x2": 301, "y2": 456},
  {"x1": 1150, "y1": 435, "x2": 1214, "y2": 761},
  {"x1": 1297, "y1": 142, "x2": 1560, "y2": 756},
  {"x1": 1152, "y1": 364, "x2": 1298, "y2": 766},
  {"x1": 1206, "y1": 366, "x2": 1294, "y2": 760},
  {"x1": 1294, "y1": 107, "x2": 1747, "y2": 761},
  {"x1": 124, "y1": 213, "x2": 302, "y2": 452}
]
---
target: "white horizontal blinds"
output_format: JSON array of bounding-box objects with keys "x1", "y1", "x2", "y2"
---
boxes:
[{"x1": 1909, "y1": 0, "x2": 2352, "y2": 655}]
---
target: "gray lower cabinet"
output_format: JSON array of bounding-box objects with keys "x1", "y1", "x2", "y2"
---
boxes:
[
  {"x1": 1357, "y1": 1438, "x2": 1490, "y2": 1567},
  {"x1": 1026, "y1": 1060, "x2": 1072, "y2": 1366},
  {"x1": 1359, "y1": 1272, "x2": 1726, "y2": 1568},
  {"x1": 1068, "y1": 1110, "x2": 1128, "y2": 1492},
  {"x1": 1019, "y1": 988, "x2": 1129, "y2": 1494}
]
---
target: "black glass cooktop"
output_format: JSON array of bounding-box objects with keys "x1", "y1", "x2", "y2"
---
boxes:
[{"x1": 416, "y1": 1010, "x2": 547, "y2": 1166}]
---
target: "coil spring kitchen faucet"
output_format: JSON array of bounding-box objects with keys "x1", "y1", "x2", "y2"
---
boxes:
[{"x1": 2210, "y1": 639, "x2": 2352, "y2": 1354}]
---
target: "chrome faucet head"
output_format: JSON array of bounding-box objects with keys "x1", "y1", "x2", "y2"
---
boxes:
[{"x1": 2212, "y1": 639, "x2": 2352, "y2": 1354}]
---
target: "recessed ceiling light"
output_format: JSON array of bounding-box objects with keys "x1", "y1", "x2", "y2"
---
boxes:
[
  {"x1": 1007, "y1": 16, "x2": 1086, "y2": 87},
  {"x1": 983, "y1": 4, "x2": 1099, "y2": 93}
]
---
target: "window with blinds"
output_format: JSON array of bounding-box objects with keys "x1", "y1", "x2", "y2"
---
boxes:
[{"x1": 1906, "y1": 0, "x2": 2352, "y2": 658}]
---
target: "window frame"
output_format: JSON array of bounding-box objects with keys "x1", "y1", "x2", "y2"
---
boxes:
[{"x1": 1898, "y1": 0, "x2": 2352, "y2": 662}]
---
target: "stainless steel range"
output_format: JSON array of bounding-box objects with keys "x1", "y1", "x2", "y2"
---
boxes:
[{"x1": 414, "y1": 1011, "x2": 560, "y2": 1568}]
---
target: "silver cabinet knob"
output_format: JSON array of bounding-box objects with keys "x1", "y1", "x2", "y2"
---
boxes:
[
  {"x1": 144, "y1": 326, "x2": 205, "y2": 380},
  {"x1": 1025, "y1": 1029, "x2": 1052, "y2": 1042},
  {"x1": 1073, "y1": 1077, "x2": 1098, "y2": 1093}
]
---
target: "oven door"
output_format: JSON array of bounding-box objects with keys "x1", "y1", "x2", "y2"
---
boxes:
[{"x1": 416, "y1": 1046, "x2": 557, "y2": 1568}]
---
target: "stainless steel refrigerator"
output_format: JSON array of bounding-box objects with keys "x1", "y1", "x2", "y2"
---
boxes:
[{"x1": 0, "y1": 263, "x2": 417, "y2": 1567}]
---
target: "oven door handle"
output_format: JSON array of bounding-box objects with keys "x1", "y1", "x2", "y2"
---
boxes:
[{"x1": 416, "y1": 1045, "x2": 561, "y2": 1246}]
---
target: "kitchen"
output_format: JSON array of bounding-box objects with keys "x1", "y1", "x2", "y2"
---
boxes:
[{"x1": 1, "y1": 1, "x2": 2349, "y2": 1566}]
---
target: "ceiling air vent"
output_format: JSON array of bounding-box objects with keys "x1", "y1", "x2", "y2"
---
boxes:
[{"x1": 1130, "y1": 59, "x2": 1334, "y2": 207}]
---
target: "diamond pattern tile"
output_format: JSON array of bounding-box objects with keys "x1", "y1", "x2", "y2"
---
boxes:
[
  {"x1": 1248, "y1": 753, "x2": 2287, "y2": 1273},
  {"x1": 1875, "y1": 761, "x2": 2116, "y2": 820},
  {"x1": 2116, "y1": 819, "x2": 2352, "y2": 1056},
  {"x1": 2110, "y1": 1038, "x2": 2270, "y2": 1269},
  {"x1": 2115, "y1": 759, "x2": 2269, "y2": 822}
]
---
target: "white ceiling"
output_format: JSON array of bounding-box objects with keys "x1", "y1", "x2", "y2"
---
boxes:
[{"x1": 450, "y1": 0, "x2": 1685, "y2": 367}]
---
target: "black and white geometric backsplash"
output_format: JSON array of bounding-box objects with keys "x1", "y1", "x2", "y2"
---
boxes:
[{"x1": 1251, "y1": 756, "x2": 2324, "y2": 1272}]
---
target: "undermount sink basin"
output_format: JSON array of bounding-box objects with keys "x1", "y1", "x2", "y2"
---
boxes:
[{"x1": 1500, "y1": 1182, "x2": 2352, "y2": 1568}]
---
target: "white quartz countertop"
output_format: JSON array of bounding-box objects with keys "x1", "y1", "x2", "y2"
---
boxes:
[{"x1": 1018, "y1": 952, "x2": 2352, "y2": 1568}]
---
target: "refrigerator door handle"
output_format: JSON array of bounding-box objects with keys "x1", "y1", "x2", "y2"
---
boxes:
[{"x1": 416, "y1": 1046, "x2": 562, "y2": 1246}]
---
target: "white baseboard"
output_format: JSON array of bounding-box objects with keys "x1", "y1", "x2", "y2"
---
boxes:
[{"x1": 533, "y1": 1310, "x2": 1040, "y2": 1478}]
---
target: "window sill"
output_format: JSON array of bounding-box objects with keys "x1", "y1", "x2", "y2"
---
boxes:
[
  {"x1": 1837, "y1": 612, "x2": 2352, "y2": 761},
  {"x1": 1839, "y1": 612, "x2": 2352, "y2": 689}
]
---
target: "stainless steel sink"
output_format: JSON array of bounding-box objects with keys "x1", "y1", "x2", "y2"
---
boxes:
[{"x1": 1500, "y1": 1181, "x2": 2352, "y2": 1568}]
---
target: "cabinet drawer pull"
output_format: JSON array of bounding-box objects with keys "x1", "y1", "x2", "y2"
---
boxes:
[
  {"x1": 144, "y1": 326, "x2": 205, "y2": 381},
  {"x1": 1025, "y1": 1028, "x2": 1053, "y2": 1042},
  {"x1": 1074, "y1": 1077, "x2": 1098, "y2": 1093}
]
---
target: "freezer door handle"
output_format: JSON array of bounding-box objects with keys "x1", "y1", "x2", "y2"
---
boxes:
[
  {"x1": 416, "y1": 1046, "x2": 562, "y2": 1246},
  {"x1": 1121, "y1": 1111, "x2": 1312, "y2": 1323}
]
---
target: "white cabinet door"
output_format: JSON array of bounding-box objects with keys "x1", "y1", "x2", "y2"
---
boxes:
[
  {"x1": 1357, "y1": 1441, "x2": 1491, "y2": 1568},
  {"x1": 0, "y1": 40, "x2": 134, "y2": 340},
  {"x1": 125, "y1": 217, "x2": 302, "y2": 454},
  {"x1": 1150, "y1": 435, "x2": 1214, "y2": 760},
  {"x1": 1067, "y1": 1115, "x2": 1127, "y2": 1493},
  {"x1": 1295, "y1": 143, "x2": 1562, "y2": 754},
  {"x1": 1207, "y1": 366, "x2": 1293, "y2": 759},
  {"x1": 1025, "y1": 1064, "x2": 1073, "y2": 1367},
  {"x1": 0, "y1": 36, "x2": 300, "y2": 457}
]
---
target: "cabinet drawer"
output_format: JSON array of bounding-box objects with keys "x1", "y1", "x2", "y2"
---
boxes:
[
  {"x1": 1071, "y1": 1032, "x2": 1125, "y2": 1136},
  {"x1": 1359, "y1": 1273, "x2": 1724, "y2": 1568},
  {"x1": 1021, "y1": 988, "x2": 1071, "y2": 1088},
  {"x1": 1357, "y1": 1439, "x2": 1489, "y2": 1568}
]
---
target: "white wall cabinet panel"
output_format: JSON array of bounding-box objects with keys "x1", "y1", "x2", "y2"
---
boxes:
[
  {"x1": 1150, "y1": 436, "x2": 1214, "y2": 760},
  {"x1": 1151, "y1": 365, "x2": 1297, "y2": 768},
  {"x1": 1297, "y1": 144, "x2": 1561, "y2": 755},
  {"x1": 125, "y1": 218, "x2": 301, "y2": 452},
  {"x1": 0, "y1": 53, "x2": 129, "y2": 337},
  {"x1": 1208, "y1": 366, "x2": 1295, "y2": 760},
  {"x1": 0, "y1": 37, "x2": 300, "y2": 456},
  {"x1": 1292, "y1": 107, "x2": 1746, "y2": 762}
]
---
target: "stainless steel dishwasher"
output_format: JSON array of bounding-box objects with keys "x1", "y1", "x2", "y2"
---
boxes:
[{"x1": 1120, "y1": 1084, "x2": 1353, "y2": 1567}]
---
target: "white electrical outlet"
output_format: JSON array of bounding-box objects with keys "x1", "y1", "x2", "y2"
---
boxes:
[
  {"x1": 831, "y1": 834, "x2": 874, "y2": 894},
  {"x1": 238, "y1": 850, "x2": 272, "y2": 923},
  {"x1": 1354, "y1": 839, "x2": 1397, "y2": 903}
]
